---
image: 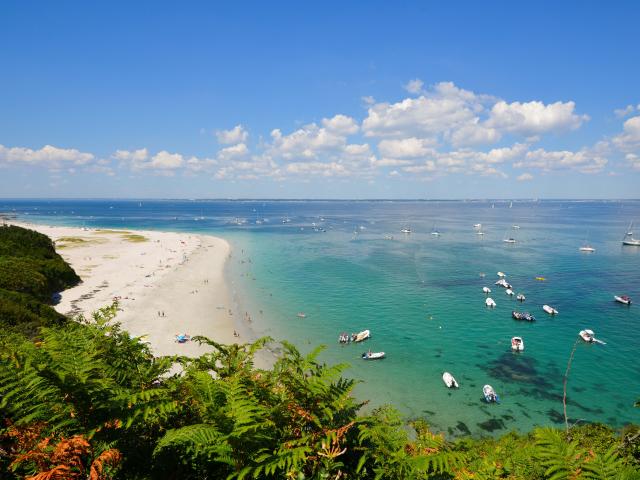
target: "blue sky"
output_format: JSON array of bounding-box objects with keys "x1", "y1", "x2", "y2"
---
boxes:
[{"x1": 1, "y1": 1, "x2": 639, "y2": 199}]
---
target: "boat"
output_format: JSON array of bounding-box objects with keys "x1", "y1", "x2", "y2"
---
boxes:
[
  {"x1": 535, "y1": 276, "x2": 546, "y2": 281},
  {"x1": 495, "y1": 278, "x2": 512, "y2": 289},
  {"x1": 503, "y1": 237, "x2": 517, "y2": 244},
  {"x1": 442, "y1": 372, "x2": 459, "y2": 388},
  {"x1": 512, "y1": 311, "x2": 535, "y2": 322},
  {"x1": 474, "y1": 223, "x2": 482, "y2": 229},
  {"x1": 511, "y1": 336, "x2": 524, "y2": 352},
  {"x1": 505, "y1": 289, "x2": 514, "y2": 296},
  {"x1": 362, "y1": 350, "x2": 385, "y2": 360},
  {"x1": 543, "y1": 305, "x2": 558, "y2": 315},
  {"x1": 516, "y1": 293, "x2": 526, "y2": 302},
  {"x1": 614, "y1": 295, "x2": 632, "y2": 305},
  {"x1": 497, "y1": 271, "x2": 506, "y2": 277},
  {"x1": 352, "y1": 329, "x2": 371, "y2": 342},
  {"x1": 483, "y1": 385, "x2": 499, "y2": 403},
  {"x1": 485, "y1": 298, "x2": 496, "y2": 308},
  {"x1": 482, "y1": 287, "x2": 491, "y2": 294},
  {"x1": 579, "y1": 246, "x2": 596, "y2": 252},
  {"x1": 400, "y1": 227, "x2": 412, "y2": 234},
  {"x1": 430, "y1": 223, "x2": 440, "y2": 236},
  {"x1": 622, "y1": 222, "x2": 640, "y2": 246},
  {"x1": 338, "y1": 332, "x2": 351, "y2": 343},
  {"x1": 512, "y1": 225, "x2": 520, "y2": 229},
  {"x1": 579, "y1": 329, "x2": 594, "y2": 343},
  {"x1": 296, "y1": 312, "x2": 306, "y2": 318}
]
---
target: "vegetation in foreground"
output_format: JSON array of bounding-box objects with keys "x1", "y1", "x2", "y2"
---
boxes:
[{"x1": 1, "y1": 225, "x2": 639, "y2": 479}]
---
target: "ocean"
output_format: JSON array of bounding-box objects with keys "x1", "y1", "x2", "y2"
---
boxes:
[{"x1": 3, "y1": 199, "x2": 640, "y2": 437}]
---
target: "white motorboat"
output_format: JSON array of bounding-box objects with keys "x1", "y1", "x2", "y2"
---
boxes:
[
  {"x1": 579, "y1": 246, "x2": 596, "y2": 253},
  {"x1": 483, "y1": 286, "x2": 491, "y2": 294},
  {"x1": 474, "y1": 223, "x2": 482, "y2": 229},
  {"x1": 400, "y1": 227, "x2": 412, "y2": 234},
  {"x1": 497, "y1": 271, "x2": 506, "y2": 277},
  {"x1": 579, "y1": 329, "x2": 594, "y2": 343},
  {"x1": 485, "y1": 297, "x2": 496, "y2": 308},
  {"x1": 614, "y1": 295, "x2": 632, "y2": 305},
  {"x1": 516, "y1": 293, "x2": 526, "y2": 302},
  {"x1": 543, "y1": 305, "x2": 558, "y2": 315},
  {"x1": 442, "y1": 372, "x2": 459, "y2": 388},
  {"x1": 503, "y1": 237, "x2": 517, "y2": 244},
  {"x1": 512, "y1": 225, "x2": 520, "y2": 229},
  {"x1": 362, "y1": 351, "x2": 385, "y2": 360},
  {"x1": 511, "y1": 336, "x2": 524, "y2": 352},
  {"x1": 352, "y1": 329, "x2": 371, "y2": 343},
  {"x1": 483, "y1": 384, "x2": 499, "y2": 403},
  {"x1": 296, "y1": 312, "x2": 307, "y2": 318},
  {"x1": 622, "y1": 222, "x2": 640, "y2": 246},
  {"x1": 495, "y1": 278, "x2": 512, "y2": 289},
  {"x1": 505, "y1": 288, "x2": 514, "y2": 296}
]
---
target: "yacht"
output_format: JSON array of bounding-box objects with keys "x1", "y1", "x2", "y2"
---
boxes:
[
  {"x1": 400, "y1": 227, "x2": 412, "y2": 234},
  {"x1": 622, "y1": 222, "x2": 640, "y2": 246}
]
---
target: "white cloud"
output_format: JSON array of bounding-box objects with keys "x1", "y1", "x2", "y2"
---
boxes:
[
  {"x1": 217, "y1": 143, "x2": 249, "y2": 162},
  {"x1": 404, "y1": 78, "x2": 424, "y2": 95},
  {"x1": 216, "y1": 125, "x2": 248, "y2": 145},
  {"x1": 614, "y1": 105, "x2": 636, "y2": 118},
  {"x1": 362, "y1": 82, "x2": 484, "y2": 139},
  {"x1": 625, "y1": 153, "x2": 640, "y2": 170},
  {"x1": 321, "y1": 114, "x2": 359, "y2": 135},
  {"x1": 362, "y1": 95, "x2": 375, "y2": 106},
  {"x1": 514, "y1": 147, "x2": 607, "y2": 174},
  {"x1": 377, "y1": 137, "x2": 436, "y2": 158},
  {"x1": 517, "y1": 172, "x2": 534, "y2": 181},
  {"x1": 149, "y1": 151, "x2": 184, "y2": 170},
  {"x1": 114, "y1": 148, "x2": 149, "y2": 162},
  {"x1": 449, "y1": 121, "x2": 501, "y2": 147},
  {"x1": 487, "y1": 100, "x2": 588, "y2": 135},
  {"x1": 0, "y1": 144, "x2": 94, "y2": 168},
  {"x1": 613, "y1": 115, "x2": 640, "y2": 152}
]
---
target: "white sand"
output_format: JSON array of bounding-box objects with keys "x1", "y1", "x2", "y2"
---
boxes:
[{"x1": 8, "y1": 221, "x2": 241, "y2": 357}]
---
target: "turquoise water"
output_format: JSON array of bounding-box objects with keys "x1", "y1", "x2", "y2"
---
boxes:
[{"x1": 3, "y1": 199, "x2": 640, "y2": 437}]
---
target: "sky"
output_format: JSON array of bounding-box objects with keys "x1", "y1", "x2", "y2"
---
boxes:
[{"x1": 1, "y1": 1, "x2": 639, "y2": 199}]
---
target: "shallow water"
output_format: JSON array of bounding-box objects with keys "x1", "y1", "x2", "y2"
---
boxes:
[{"x1": 4, "y1": 199, "x2": 640, "y2": 437}]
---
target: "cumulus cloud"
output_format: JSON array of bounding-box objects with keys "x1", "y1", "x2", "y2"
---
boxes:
[
  {"x1": 321, "y1": 114, "x2": 359, "y2": 135},
  {"x1": 377, "y1": 137, "x2": 436, "y2": 158},
  {"x1": 613, "y1": 116, "x2": 640, "y2": 152},
  {"x1": 487, "y1": 100, "x2": 588, "y2": 135},
  {"x1": 362, "y1": 82, "x2": 485, "y2": 139},
  {"x1": 216, "y1": 125, "x2": 248, "y2": 145},
  {"x1": 404, "y1": 78, "x2": 424, "y2": 95},
  {"x1": 514, "y1": 147, "x2": 607, "y2": 174},
  {"x1": 517, "y1": 172, "x2": 534, "y2": 181},
  {"x1": 0, "y1": 144, "x2": 94, "y2": 168}
]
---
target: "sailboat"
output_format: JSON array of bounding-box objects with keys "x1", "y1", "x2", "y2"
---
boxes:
[
  {"x1": 430, "y1": 223, "x2": 441, "y2": 236},
  {"x1": 622, "y1": 222, "x2": 640, "y2": 246}
]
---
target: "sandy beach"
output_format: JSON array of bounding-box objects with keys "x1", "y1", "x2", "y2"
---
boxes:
[{"x1": 9, "y1": 221, "x2": 241, "y2": 357}]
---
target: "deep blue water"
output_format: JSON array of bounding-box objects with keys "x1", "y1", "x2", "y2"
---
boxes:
[{"x1": 2, "y1": 199, "x2": 640, "y2": 437}]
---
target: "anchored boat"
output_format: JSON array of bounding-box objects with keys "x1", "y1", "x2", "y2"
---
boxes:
[
  {"x1": 483, "y1": 385, "x2": 500, "y2": 403},
  {"x1": 362, "y1": 350, "x2": 385, "y2": 360},
  {"x1": 543, "y1": 305, "x2": 558, "y2": 315},
  {"x1": 442, "y1": 372, "x2": 459, "y2": 388},
  {"x1": 485, "y1": 297, "x2": 496, "y2": 308},
  {"x1": 511, "y1": 336, "x2": 524, "y2": 352},
  {"x1": 512, "y1": 311, "x2": 535, "y2": 322}
]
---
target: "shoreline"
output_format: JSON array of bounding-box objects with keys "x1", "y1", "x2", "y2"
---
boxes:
[{"x1": 6, "y1": 219, "x2": 266, "y2": 361}]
